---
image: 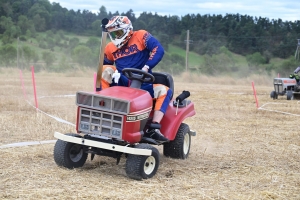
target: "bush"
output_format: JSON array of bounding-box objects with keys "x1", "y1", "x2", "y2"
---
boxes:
[
  {"x1": 42, "y1": 51, "x2": 56, "y2": 68},
  {"x1": 33, "y1": 63, "x2": 44, "y2": 72},
  {"x1": 277, "y1": 56, "x2": 299, "y2": 75},
  {"x1": 0, "y1": 44, "x2": 17, "y2": 67},
  {"x1": 72, "y1": 45, "x2": 94, "y2": 67},
  {"x1": 246, "y1": 52, "x2": 266, "y2": 67},
  {"x1": 19, "y1": 35, "x2": 27, "y2": 41}
]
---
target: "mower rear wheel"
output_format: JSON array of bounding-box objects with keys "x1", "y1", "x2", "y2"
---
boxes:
[
  {"x1": 54, "y1": 133, "x2": 88, "y2": 169},
  {"x1": 125, "y1": 144, "x2": 159, "y2": 180},
  {"x1": 163, "y1": 123, "x2": 191, "y2": 159}
]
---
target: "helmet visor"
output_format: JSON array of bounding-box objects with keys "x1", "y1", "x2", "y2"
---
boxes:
[{"x1": 109, "y1": 29, "x2": 125, "y2": 40}]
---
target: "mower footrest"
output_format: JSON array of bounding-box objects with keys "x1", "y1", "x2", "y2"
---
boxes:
[
  {"x1": 189, "y1": 130, "x2": 196, "y2": 136},
  {"x1": 54, "y1": 132, "x2": 152, "y2": 156}
]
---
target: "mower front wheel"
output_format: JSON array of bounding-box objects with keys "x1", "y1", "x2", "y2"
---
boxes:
[
  {"x1": 53, "y1": 133, "x2": 88, "y2": 169},
  {"x1": 163, "y1": 123, "x2": 191, "y2": 159},
  {"x1": 270, "y1": 91, "x2": 277, "y2": 99},
  {"x1": 287, "y1": 91, "x2": 294, "y2": 100},
  {"x1": 125, "y1": 144, "x2": 159, "y2": 180}
]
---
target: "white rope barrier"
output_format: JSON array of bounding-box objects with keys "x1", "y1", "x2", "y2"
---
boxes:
[
  {"x1": 259, "y1": 102, "x2": 300, "y2": 117},
  {"x1": 0, "y1": 95, "x2": 76, "y2": 149},
  {"x1": 26, "y1": 99, "x2": 76, "y2": 127},
  {"x1": 2, "y1": 91, "x2": 299, "y2": 149},
  {"x1": 39, "y1": 94, "x2": 75, "y2": 99},
  {"x1": 0, "y1": 140, "x2": 56, "y2": 149}
]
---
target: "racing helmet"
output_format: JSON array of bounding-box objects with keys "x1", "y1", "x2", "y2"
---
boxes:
[{"x1": 105, "y1": 16, "x2": 133, "y2": 48}]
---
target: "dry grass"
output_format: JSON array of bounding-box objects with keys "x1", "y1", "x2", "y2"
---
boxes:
[{"x1": 0, "y1": 68, "x2": 299, "y2": 200}]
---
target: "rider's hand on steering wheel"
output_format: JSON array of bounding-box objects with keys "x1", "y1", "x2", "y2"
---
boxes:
[{"x1": 142, "y1": 65, "x2": 149, "y2": 72}]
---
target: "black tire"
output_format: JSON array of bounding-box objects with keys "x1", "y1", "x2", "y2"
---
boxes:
[
  {"x1": 53, "y1": 133, "x2": 88, "y2": 169},
  {"x1": 270, "y1": 91, "x2": 276, "y2": 99},
  {"x1": 287, "y1": 91, "x2": 294, "y2": 100},
  {"x1": 125, "y1": 144, "x2": 159, "y2": 180},
  {"x1": 163, "y1": 123, "x2": 191, "y2": 159}
]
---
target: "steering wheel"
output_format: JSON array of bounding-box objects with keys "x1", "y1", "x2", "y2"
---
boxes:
[{"x1": 122, "y1": 68, "x2": 155, "y2": 83}]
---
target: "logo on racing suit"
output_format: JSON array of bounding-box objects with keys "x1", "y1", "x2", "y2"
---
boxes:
[{"x1": 112, "y1": 44, "x2": 140, "y2": 59}]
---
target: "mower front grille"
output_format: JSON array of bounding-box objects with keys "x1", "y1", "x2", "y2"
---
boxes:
[
  {"x1": 274, "y1": 83, "x2": 283, "y2": 93},
  {"x1": 273, "y1": 78, "x2": 283, "y2": 93},
  {"x1": 78, "y1": 107, "x2": 123, "y2": 139},
  {"x1": 76, "y1": 92, "x2": 129, "y2": 114}
]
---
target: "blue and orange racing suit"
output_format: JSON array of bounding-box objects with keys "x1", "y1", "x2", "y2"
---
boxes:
[{"x1": 102, "y1": 30, "x2": 172, "y2": 114}]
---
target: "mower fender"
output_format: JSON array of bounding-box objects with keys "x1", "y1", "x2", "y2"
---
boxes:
[{"x1": 160, "y1": 101, "x2": 196, "y2": 141}]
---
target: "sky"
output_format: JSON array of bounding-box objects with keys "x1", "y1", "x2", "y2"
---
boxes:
[{"x1": 48, "y1": 0, "x2": 300, "y2": 22}]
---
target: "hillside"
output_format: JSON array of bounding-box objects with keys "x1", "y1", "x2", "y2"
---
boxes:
[
  {"x1": 1, "y1": 0, "x2": 299, "y2": 77},
  {"x1": 1, "y1": 69, "x2": 299, "y2": 199},
  {"x1": 1, "y1": 30, "x2": 297, "y2": 78}
]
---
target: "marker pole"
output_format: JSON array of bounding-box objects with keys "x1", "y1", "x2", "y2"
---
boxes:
[
  {"x1": 31, "y1": 66, "x2": 38, "y2": 109},
  {"x1": 252, "y1": 81, "x2": 259, "y2": 108},
  {"x1": 94, "y1": 72, "x2": 97, "y2": 92}
]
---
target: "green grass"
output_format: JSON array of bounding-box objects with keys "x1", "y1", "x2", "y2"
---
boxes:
[
  {"x1": 167, "y1": 44, "x2": 205, "y2": 68},
  {"x1": 2, "y1": 31, "x2": 288, "y2": 74},
  {"x1": 167, "y1": 44, "x2": 250, "y2": 69},
  {"x1": 16, "y1": 32, "x2": 92, "y2": 63}
]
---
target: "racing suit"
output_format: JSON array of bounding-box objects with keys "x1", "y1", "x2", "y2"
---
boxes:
[{"x1": 101, "y1": 30, "x2": 172, "y2": 114}]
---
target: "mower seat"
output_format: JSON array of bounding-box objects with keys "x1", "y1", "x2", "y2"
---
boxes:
[{"x1": 152, "y1": 72, "x2": 174, "y2": 99}]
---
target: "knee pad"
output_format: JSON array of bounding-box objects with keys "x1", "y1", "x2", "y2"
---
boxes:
[{"x1": 153, "y1": 84, "x2": 168, "y2": 98}]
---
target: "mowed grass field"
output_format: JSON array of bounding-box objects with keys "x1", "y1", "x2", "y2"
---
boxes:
[{"x1": 0, "y1": 68, "x2": 299, "y2": 200}]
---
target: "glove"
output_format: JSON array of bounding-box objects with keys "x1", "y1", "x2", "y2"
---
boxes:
[
  {"x1": 112, "y1": 70, "x2": 120, "y2": 83},
  {"x1": 142, "y1": 65, "x2": 149, "y2": 72},
  {"x1": 289, "y1": 73, "x2": 295, "y2": 79}
]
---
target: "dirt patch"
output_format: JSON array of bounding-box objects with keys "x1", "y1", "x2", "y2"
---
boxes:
[{"x1": 0, "y1": 69, "x2": 299, "y2": 199}]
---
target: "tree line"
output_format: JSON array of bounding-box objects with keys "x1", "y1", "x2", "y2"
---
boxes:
[{"x1": 1, "y1": 0, "x2": 300, "y2": 75}]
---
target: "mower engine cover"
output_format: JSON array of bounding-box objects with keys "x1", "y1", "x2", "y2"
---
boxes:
[
  {"x1": 273, "y1": 78, "x2": 297, "y2": 94},
  {"x1": 75, "y1": 86, "x2": 153, "y2": 144}
]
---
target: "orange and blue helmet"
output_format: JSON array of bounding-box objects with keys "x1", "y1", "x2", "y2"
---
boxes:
[{"x1": 105, "y1": 16, "x2": 133, "y2": 49}]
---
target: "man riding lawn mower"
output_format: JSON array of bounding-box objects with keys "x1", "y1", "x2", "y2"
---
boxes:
[
  {"x1": 53, "y1": 16, "x2": 197, "y2": 180},
  {"x1": 289, "y1": 66, "x2": 300, "y2": 91},
  {"x1": 270, "y1": 65, "x2": 300, "y2": 100},
  {"x1": 100, "y1": 15, "x2": 172, "y2": 143}
]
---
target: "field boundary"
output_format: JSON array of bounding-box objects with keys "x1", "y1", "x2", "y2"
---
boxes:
[{"x1": 259, "y1": 102, "x2": 300, "y2": 116}]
